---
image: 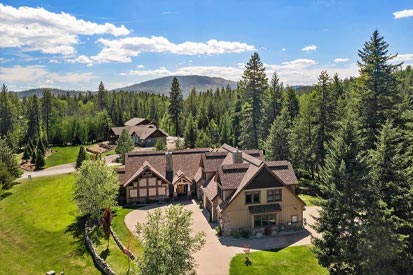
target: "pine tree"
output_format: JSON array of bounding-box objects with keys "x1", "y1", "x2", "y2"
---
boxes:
[
  {"x1": 264, "y1": 113, "x2": 290, "y2": 161},
  {"x1": 0, "y1": 138, "x2": 21, "y2": 178},
  {"x1": 115, "y1": 129, "x2": 134, "y2": 164},
  {"x1": 98, "y1": 81, "x2": 108, "y2": 110},
  {"x1": 231, "y1": 93, "x2": 242, "y2": 147},
  {"x1": 168, "y1": 77, "x2": 183, "y2": 136},
  {"x1": 26, "y1": 95, "x2": 41, "y2": 143},
  {"x1": 34, "y1": 149, "x2": 45, "y2": 170},
  {"x1": 262, "y1": 72, "x2": 283, "y2": 138},
  {"x1": 207, "y1": 119, "x2": 220, "y2": 147},
  {"x1": 283, "y1": 87, "x2": 299, "y2": 126},
  {"x1": 240, "y1": 52, "x2": 268, "y2": 148},
  {"x1": 356, "y1": 30, "x2": 401, "y2": 150},
  {"x1": 361, "y1": 122, "x2": 413, "y2": 274},
  {"x1": 155, "y1": 138, "x2": 167, "y2": 151},
  {"x1": 239, "y1": 102, "x2": 255, "y2": 149},
  {"x1": 313, "y1": 115, "x2": 368, "y2": 274},
  {"x1": 22, "y1": 146, "x2": 30, "y2": 161},
  {"x1": 183, "y1": 115, "x2": 196, "y2": 148},
  {"x1": 42, "y1": 89, "x2": 52, "y2": 141},
  {"x1": 220, "y1": 114, "x2": 231, "y2": 145},
  {"x1": 195, "y1": 130, "x2": 211, "y2": 148},
  {"x1": 0, "y1": 84, "x2": 17, "y2": 137},
  {"x1": 76, "y1": 145, "x2": 87, "y2": 168}
]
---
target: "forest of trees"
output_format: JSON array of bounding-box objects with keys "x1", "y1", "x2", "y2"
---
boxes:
[{"x1": 0, "y1": 30, "x2": 412, "y2": 273}]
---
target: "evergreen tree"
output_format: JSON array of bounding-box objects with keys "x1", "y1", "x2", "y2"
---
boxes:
[
  {"x1": 98, "y1": 81, "x2": 108, "y2": 110},
  {"x1": 220, "y1": 114, "x2": 231, "y2": 145},
  {"x1": 240, "y1": 52, "x2": 268, "y2": 148},
  {"x1": 289, "y1": 93, "x2": 318, "y2": 179},
  {"x1": 26, "y1": 95, "x2": 41, "y2": 143},
  {"x1": 262, "y1": 72, "x2": 283, "y2": 138},
  {"x1": 168, "y1": 77, "x2": 183, "y2": 136},
  {"x1": 0, "y1": 84, "x2": 16, "y2": 137},
  {"x1": 76, "y1": 145, "x2": 87, "y2": 168},
  {"x1": 115, "y1": 129, "x2": 134, "y2": 164},
  {"x1": 264, "y1": 113, "x2": 290, "y2": 161},
  {"x1": 283, "y1": 87, "x2": 299, "y2": 126},
  {"x1": 356, "y1": 30, "x2": 401, "y2": 150},
  {"x1": 314, "y1": 71, "x2": 334, "y2": 168},
  {"x1": 231, "y1": 93, "x2": 242, "y2": 147},
  {"x1": 34, "y1": 149, "x2": 45, "y2": 170},
  {"x1": 37, "y1": 138, "x2": 46, "y2": 156},
  {"x1": 0, "y1": 138, "x2": 21, "y2": 178},
  {"x1": 22, "y1": 146, "x2": 30, "y2": 161},
  {"x1": 42, "y1": 89, "x2": 52, "y2": 141},
  {"x1": 183, "y1": 115, "x2": 197, "y2": 148},
  {"x1": 195, "y1": 130, "x2": 211, "y2": 148},
  {"x1": 313, "y1": 115, "x2": 368, "y2": 274},
  {"x1": 361, "y1": 122, "x2": 413, "y2": 274},
  {"x1": 207, "y1": 119, "x2": 220, "y2": 147},
  {"x1": 155, "y1": 138, "x2": 167, "y2": 151},
  {"x1": 239, "y1": 102, "x2": 255, "y2": 149}
]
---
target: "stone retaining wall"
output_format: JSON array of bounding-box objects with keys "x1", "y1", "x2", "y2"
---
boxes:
[
  {"x1": 110, "y1": 227, "x2": 136, "y2": 260},
  {"x1": 85, "y1": 222, "x2": 117, "y2": 275}
]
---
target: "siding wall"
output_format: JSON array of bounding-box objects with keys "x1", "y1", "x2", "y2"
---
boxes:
[
  {"x1": 221, "y1": 186, "x2": 304, "y2": 233},
  {"x1": 126, "y1": 175, "x2": 169, "y2": 203}
]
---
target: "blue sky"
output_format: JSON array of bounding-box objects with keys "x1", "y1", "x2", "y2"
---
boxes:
[{"x1": 0, "y1": 0, "x2": 412, "y2": 91}]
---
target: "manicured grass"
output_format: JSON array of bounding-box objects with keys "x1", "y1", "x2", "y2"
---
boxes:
[
  {"x1": 0, "y1": 174, "x2": 98, "y2": 274},
  {"x1": 230, "y1": 245, "x2": 327, "y2": 275},
  {"x1": 0, "y1": 174, "x2": 143, "y2": 275},
  {"x1": 102, "y1": 149, "x2": 116, "y2": 157},
  {"x1": 90, "y1": 208, "x2": 143, "y2": 275},
  {"x1": 44, "y1": 145, "x2": 82, "y2": 168},
  {"x1": 299, "y1": 194, "x2": 322, "y2": 206}
]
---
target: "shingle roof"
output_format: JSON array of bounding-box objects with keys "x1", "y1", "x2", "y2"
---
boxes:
[
  {"x1": 266, "y1": 161, "x2": 298, "y2": 185},
  {"x1": 124, "y1": 117, "x2": 151, "y2": 126},
  {"x1": 202, "y1": 151, "x2": 228, "y2": 172},
  {"x1": 172, "y1": 169, "x2": 193, "y2": 185},
  {"x1": 123, "y1": 160, "x2": 169, "y2": 187},
  {"x1": 120, "y1": 148, "x2": 211, "y2": 186},
  {"x1": 203, "y1": 177, "x2": 218, "y2": 201},
  {"x1": 110, "y1": 125, "x2": 168, "y2": 140},
  {"x1": 218, "y1": 163, "x2": 250, "y2": 190}
]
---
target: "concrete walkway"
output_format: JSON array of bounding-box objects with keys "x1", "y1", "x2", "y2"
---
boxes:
[{"x1": 125, "y1": 201, "x2": 320, "y2": 275}]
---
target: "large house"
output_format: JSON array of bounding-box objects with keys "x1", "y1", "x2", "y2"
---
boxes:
[
  {"x1": 116, "y1": 144, "x2": 305, "y2": 235},
  {"x1": 108, "y1": 117, "x2": 168, "y2": 147}
]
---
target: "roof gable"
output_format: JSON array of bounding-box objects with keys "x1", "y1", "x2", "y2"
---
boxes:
[
  {"x1": 124, "y1": 117, "x2": 152, "y2": 126},
  {"x1": 244, "y1": 167, "x2": 284, "y2": 189},
  {"x1": 123, "y1": 160, "x2": 170, "y2": 187}
]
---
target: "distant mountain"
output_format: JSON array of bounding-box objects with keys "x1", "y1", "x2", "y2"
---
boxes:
[
  {"x1": 11, "y1": 88, "x2": 87, "y2": 98},
  {"x1": 114, "y1": 75, "x2": 238, "y2": 97}
]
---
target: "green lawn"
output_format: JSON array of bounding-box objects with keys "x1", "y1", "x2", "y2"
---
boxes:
[
  {"x1": 299, "y1": 194, "x2": 322, "y2": 206},
  {"x1": 44, "y1": 145, "x2": 82, "y2": 168},
  {"x1": 0, "y1": 174, "x2": 142, "y2": 275},
  {"x1": 230, "y1": 245, "x2": 327, "y2": 275}
]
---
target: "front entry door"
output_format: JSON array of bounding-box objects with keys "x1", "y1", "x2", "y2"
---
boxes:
[{"x1": 177, "y1": 184, "x2": 186, "y2": 195}]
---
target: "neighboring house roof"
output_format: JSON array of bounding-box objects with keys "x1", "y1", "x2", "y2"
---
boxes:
[
  {"x1": 124, "y1": 117, "x2": 152, "y2": 126},
  {"x1": 110, "y1": 125, "x2": 168, "y2": 140},
  {"x1": 266, "y1": 161, "x2": 299, "y2": 185},
  {"x1": 123, "y1": 160, "x2": 170, "y2": 187}
]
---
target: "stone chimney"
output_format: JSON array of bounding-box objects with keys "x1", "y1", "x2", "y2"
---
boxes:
[
  {"x1": 165, "y1": 151, "x2": 173, "y2": 172},
  {"x1": 232, "y1": 147, "x2": 242, "y2": 164}
]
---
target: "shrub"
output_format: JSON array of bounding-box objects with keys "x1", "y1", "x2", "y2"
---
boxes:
[
  {"x1": 215, "y1": 226, "x2": 222, "y2": 236},
  {"x1": 240, "y1": 229, "x2": 251, "y2": 238},
  {"x1": 231, "y1": 231, "x2": 240, "y2": 239}
]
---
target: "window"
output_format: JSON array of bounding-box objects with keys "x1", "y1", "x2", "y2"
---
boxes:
[
  {"x1": 218, "y1": 186, "x2": 223, "y2": 199},
  {"x1": 267, "y1": 189, "x2": 282, "y2": 202},
  {"x1": 245, "y1": 191, "x2": 260, "y2": 204},
  {"x1": 254, "y1": 214, "x2": 276, "y2": 227},
  {"x1": 291, "y1": 215, "x2": 298, "y2": 224}
]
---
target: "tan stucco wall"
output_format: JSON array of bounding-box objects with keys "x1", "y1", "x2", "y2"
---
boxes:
[{"x1": 221, "y1": 186, "x2": 304, "y2": 233}]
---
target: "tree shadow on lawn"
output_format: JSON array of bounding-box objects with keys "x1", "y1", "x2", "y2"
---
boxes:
[
  {"x1": 65, "y1": 215, "x2": 89, "y2": 256},
  {"x1": 0, "y1": 191, "x2": 12, "y2": 201},
  {"x1": 100, "y1": 248, "x2": 111, "y2": 260}
]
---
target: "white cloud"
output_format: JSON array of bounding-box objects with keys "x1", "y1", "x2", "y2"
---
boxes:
[
  {"x1": 137, "y1": 64, "x2": 145, "y2": 69},
  {"x1": 161, "y1": 11, "x2": 177, "y2": 15},
  {"x1": 301, "y1": 45, "x2": 317, "y2": 51},
  {"x1": 334, "y1": 58, "x2": 349, "y2": 63},
  {"x1": 281, "y1": 48, "x2": 287, "y2": 51},
  {"x1": 0, "y1": 3, "x2": 129, "y2": 55},
  {"x1": 393, "y1": 53, "x2": 413, "y2": 62},
  {"x1": 393, "y1": 9, "x2": 413, "y2": 19},
  {"x1": 0, "y1": 65, "x2": 96, "y2": 90},
  {"x1": 90, "y1": 36, "x2": 256, "y2": 63}
]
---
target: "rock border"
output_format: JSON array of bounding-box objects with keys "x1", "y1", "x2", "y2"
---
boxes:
[
  {"x1": 110, "y1": 226, "x2": 136, "y2": 260},
  {"x1": 85, "y1": 222, "x2": 117, "y2": 275}
]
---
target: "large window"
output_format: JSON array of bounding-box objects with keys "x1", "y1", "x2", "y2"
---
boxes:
[
  {"x1": 245, "y1": 191, "x2": 260, "y2": 204},
  {"x1": 254, "y1": 214, "x2": 276, "y2": 227},
  {"x1": 291, "y1": 215, "x2": 298, "y2": 224},
  {"x1": 267, "y1": 189, "x2": 282, "y2": 202}
]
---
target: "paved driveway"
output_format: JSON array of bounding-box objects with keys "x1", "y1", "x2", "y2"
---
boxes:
[{"x1": 125, "y1": 201, "x2": 320, "y2": 275}]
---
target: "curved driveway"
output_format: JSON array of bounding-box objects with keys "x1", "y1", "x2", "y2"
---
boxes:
[{"x1": 125, "y1": 201, "x2": 320, "y2": 275}]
